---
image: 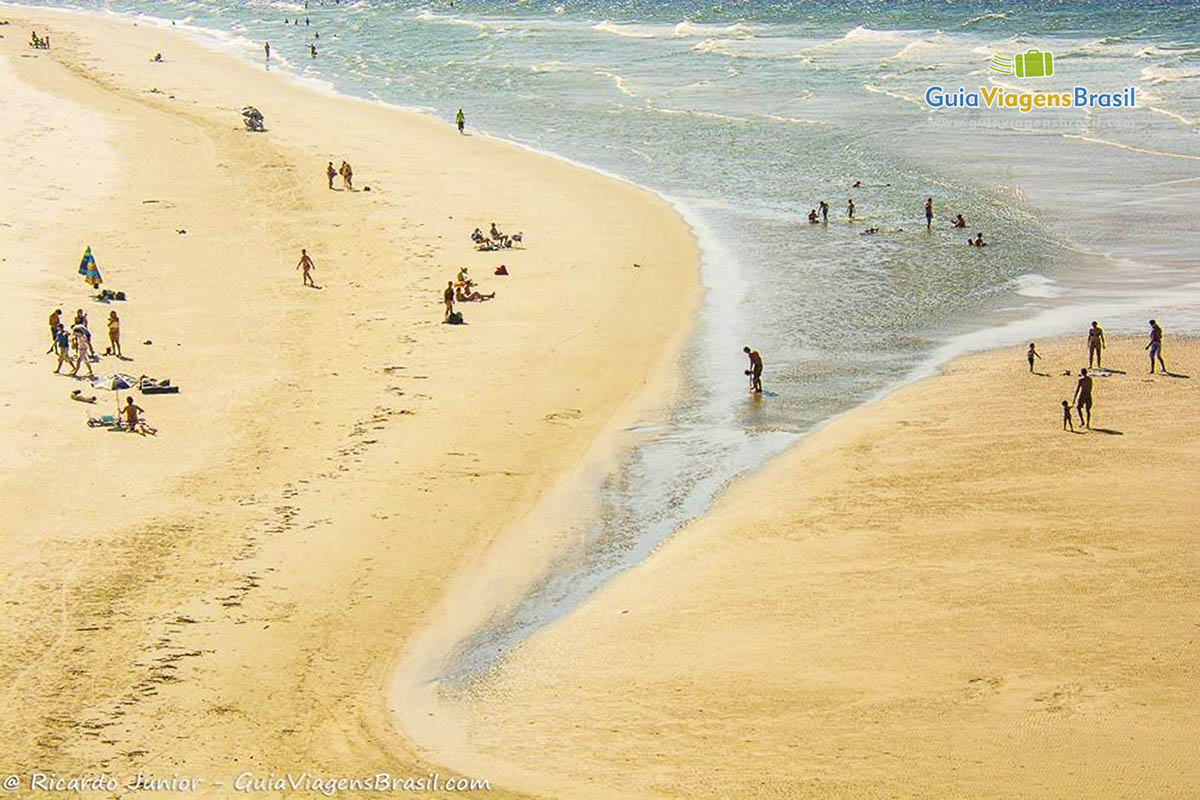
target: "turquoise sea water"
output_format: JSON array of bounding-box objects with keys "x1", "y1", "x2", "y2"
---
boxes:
[{"x1": 16, "y1": 0, "x2": 1200, "y2": 676}]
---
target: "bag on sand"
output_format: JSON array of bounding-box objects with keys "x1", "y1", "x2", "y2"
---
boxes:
[{"x1": 447, "y1": 311, "x2": 465, "y2": 325}]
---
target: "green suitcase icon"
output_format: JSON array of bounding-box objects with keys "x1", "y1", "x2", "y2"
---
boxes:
[{"x1": 1014, "y1": 49, "x2": 1053, "y2": 78}]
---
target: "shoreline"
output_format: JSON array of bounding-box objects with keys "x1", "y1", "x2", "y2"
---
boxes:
[
  {"x1": 434, "y1": 333, "x2": 1200, "y2": 799},
  {"x1": 0, "y1": 5, "x2": 700, "y2": 793}
]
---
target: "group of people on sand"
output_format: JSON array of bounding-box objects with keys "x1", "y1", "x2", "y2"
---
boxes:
[
  {"x1": 46, "y1": 306, "x2": 153, "y2": 434},
  {"x1": 29, "y1": 30, "x2": 50, "y2": 49},
  {"x1": 48, "y1": 307, "x2": 122, "y2": 379},
  {"x1": 444, "y1": 267, "x2": 496, "y2": 319},
  {"x1": 471, "y1": 223, "x2": 521, "y2": 251},
  {"x1": 1029, "y1": 318, "x2": 1170, "y2": 432},
  {"x1": 806, "y1": 191, "x2": 985, "y2": 245},
  {"x1": 326, "y1": 160, "x2": 354, "y2": 190}
]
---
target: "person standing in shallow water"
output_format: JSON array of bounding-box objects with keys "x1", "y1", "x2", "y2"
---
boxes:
[
  {"x1": 846, "y1": 197, "x2": 855, "y2": 221},
  {"x1": 456, "y1": 108, "x2": 465, "y2": 134},
  {"x1": 924, "y1": 197, "x2": 933, "y2": 229},
  {"x1": 1087, "y1": 321, "x2": 1105, "y2": 369},
  {"x1": 819, "y1": 200, "x2": 828, "y2": 223},
  {"x1": 743, "y1": 346, "x2": 763, "y2": 394},
  {"x1": 1147, "y1": 319, "x2": 1166, "y2": 373},
  {"x1": 264, "y1": 41, "x2": 270, "y2": 60}
]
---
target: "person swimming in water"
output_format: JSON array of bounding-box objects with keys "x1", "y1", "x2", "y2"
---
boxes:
[
  {"x1": 807, "y1": 209, "x2": 819, "y2": 224},
  {"x1": 968, "y1": 232, "x2": 986, "y2": 247},
  {"x1": 952, "y1": 213, "x2": 966, "y2": 228}
]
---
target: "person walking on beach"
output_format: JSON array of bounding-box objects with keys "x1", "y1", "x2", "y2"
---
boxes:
[
  {"x1": 1027, "y1": 342, "x2": 1041, "y2": 373},
  {"x1": 264, "y1": 41, "x2": 271, "y2": 60},
  {"x1": 47, "y1": 308, "x2": 62, "y2": 354},
  {"x1": 743, "y1": 346, "x2": 763, "y2": 394},
  {"x1": 1061, "y1": 400, "x2": 1074, "y2": 432},
  {"x1": 107, "y1": 311, "x2": 121, "y2": 358},
  {"x1": 1087, "y1": 321, "x2": 1105, "y2": 369},
  {"x1": 819, "y1": 200, "x2": 829, "y2": 223},
  {"x1": 70, "y1": 323, "x2": 94, "y2": 378},
  {"x1": 847, "y1": 198, "x2": 855, "y2": 221},
  {"x1": 297, "y1": 248, "x2": 316, "y2": 287},
  {"x1": 924, "y1": 197, "x2": 933, "y2": 229},
  {"x1": 326, "y1": 161, "x2": 337, "y2": 189},
  {"x1": 1147, "y1": 319, "x2": 1165, "y2": 373},
  {"x1": 444, "y1": 281, "x2": 456, "y2": 321},
  {"x1": 1072, "y1": 368, "x2": 1093, "y2": 429},
  {"x1": 455, "y1": 108, "x2": 466, "y2": 134},
  {"x1": 53, "y1": 324, "x2": 74, "y2": 374}
]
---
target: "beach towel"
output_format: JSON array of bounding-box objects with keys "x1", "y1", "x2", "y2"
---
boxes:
[
  {"x1": 78, "y1": 246, "x2": 102, "y2": 288},
  {"x1": 87, "y1": 414, "x2": 120, "y2": 428}
]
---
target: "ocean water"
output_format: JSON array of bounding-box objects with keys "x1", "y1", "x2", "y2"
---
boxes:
[{"x1": 18, "y1": 0, "x2": 1200, "y2": 678}]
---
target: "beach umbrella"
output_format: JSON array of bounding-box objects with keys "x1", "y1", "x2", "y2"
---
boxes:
[
  {"x1": 78, "y1": 245, "x2": 102, "y2": 288},
  {"x1": 92, "y1": 373, "x2": 136, "y2": 416}
]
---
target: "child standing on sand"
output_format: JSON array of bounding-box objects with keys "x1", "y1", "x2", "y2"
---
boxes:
[
  {"x1": 1061, "y1": 400, "x2": 1074, "y2": 432},
  {"x1": 1027, "y1": 342, "x2": 1040, "y2": 373}
]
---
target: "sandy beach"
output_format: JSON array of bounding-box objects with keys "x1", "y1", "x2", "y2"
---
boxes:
[
  {"x1": 3, "y1": 5, "x2": 1199, "y2": 800},
  {"x1": 430, "y1": 336, "x2": 1200, "y2": 799},
  {"x1": 0, "y1": 6, "x2": 696, "y2": 794}
]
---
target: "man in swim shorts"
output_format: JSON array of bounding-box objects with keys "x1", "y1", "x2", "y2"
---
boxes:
[
  {"x1": 743, "y1": 346, "x2": 763, "y2": 394},
  {"x1": 1072, "y1": 367, "x2": 1093, "y2": 429},
  {"x1": 297, "y1": 249, "x2": 316, "y2": 287},
  {"x1": 1087, "y1": 321, "x2": 1105, "y2": 369},
  {"x1": 1146, "y1": 319, "x2": 1165, "y2": 374}
]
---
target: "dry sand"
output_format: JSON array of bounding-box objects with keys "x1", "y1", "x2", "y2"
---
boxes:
[
  {"x1": 434, "y1": 336, "x2": 1200, "y2": 799},
  {"x1": 0, "y1": 7, "x2": 697, "y2": 795}
]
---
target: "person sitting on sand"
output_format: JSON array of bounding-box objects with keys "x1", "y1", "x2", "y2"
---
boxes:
[
  {"x1": 1147, "y1": 318, "x2": 1166, "y2": 374},
  {"x1": 297, "y1": 248, "x2": 316, "y2": 287},
  {"x1": 1072, "y1": 368, "x2": 1093, "y2": 429},
  {"x1": 1087, "y1": 321, "x2": 1105, "y2": 369},
  {"x1": 326, "y1": 161, "x2": 337, "y2": 189},
  {"x1": 53, "y1": 324, "x2": 74, "y2": 374},
  {"x1": 952, "y1": 213, "x2": 966, "y2": 228},
  {"x1": 1027, "y1": 342, "x2": 1040, "y2": 373},
  {"x1": 123, "y1": 396, "x2": 156, "y2": 435},
  {"x1": 456, "y1": 267, "x2": 475, "y2": 290},
  {"x1": 456, "y1": 286, "x2": 495, "y2": 302},
  {"x1": 48, "y1": 308, "x2": 62, "y2": 354},
  {"x1": 471, "y1": 228, "x2": 485, "y2": 244},
  {"x1": 743, "y1": 346, "x2": 763, "y2": 394},
  {"x1": 807, "y1": 209, "x2": 819, "y2": 224},
  {"x1": 444, "y1": 281, "x2": 455, "y2": 320},
  {"x1": 107, "y1": 311, "x2": 122, "y2": 358},
  {"x1": 1061, "y1": 399, "x2": 1074, "y2": 432},
  {"x1": 489, "y1": 222, "x2": 503, "y2": 240}
]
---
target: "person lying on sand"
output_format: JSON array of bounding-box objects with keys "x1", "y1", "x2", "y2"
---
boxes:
[
  {"x1": 455, "y1": 286, "x2": 494, "y2": 302},
  {"x1": 71, "y1": 389, "x2": 97, "y2": 404}
]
